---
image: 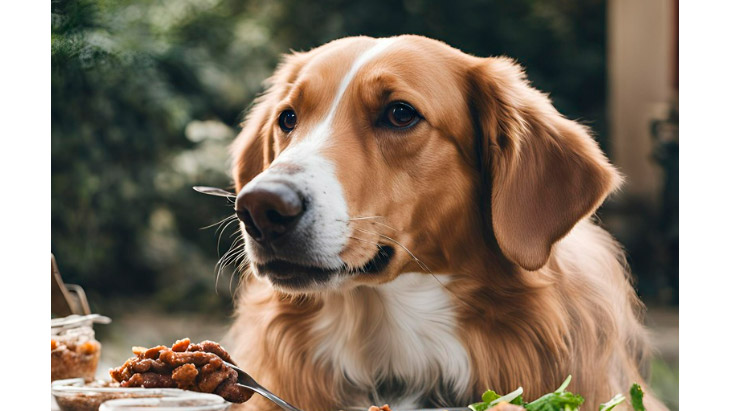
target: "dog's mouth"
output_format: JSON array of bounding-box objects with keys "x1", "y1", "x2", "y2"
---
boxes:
[{"x1": 254, "y1": 245, "x2": 395, "y2": 288}]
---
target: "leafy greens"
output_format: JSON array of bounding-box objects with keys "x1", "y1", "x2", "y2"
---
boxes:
[
  {"x1": 629, "y1": 383, "x2": 646, "y2": 411},
  {"x1": 469, "y1": 376, "x2": 648, "y2": 411}
]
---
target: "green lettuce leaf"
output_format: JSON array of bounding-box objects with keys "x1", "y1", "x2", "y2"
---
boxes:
[
  {"x1": 468, "y1": 401, "x2": 491, "y2": 411},
  {"x1": 482, "y1": 390, "x2": 501, "y2": 404},
  {"x1": 629, "y1": 383, "x2": 646, "y2": 411},
  {"x1": 523, "y1": 375, "x2": 585, "y2": 411},
  {"x1": 599, "y1": 393, "x2": 626, "y2": 411},
  {"x1": 469, "y1": 387, "x2": 524, "y2": 410},
  {"x1": 469, "y1": 376, "x2": 640, "y2": 411},
  {"x1": 523, "y1": 391, "x2": 584, "y2": 411}
]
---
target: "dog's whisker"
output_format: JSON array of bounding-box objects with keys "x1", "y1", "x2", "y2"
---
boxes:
[
  {"x1": 216, "y1": 218, "x2": 240, "y2": 258},
  {"x1": 228, "y1": 247, "x2": 249, "y2": 295},
  {"x1": 229, "y1": 266, "x2": 236, "y2": 295},
  {"x1": 233, "y1": 249, "x2": 248, "y2": 271},
  {"x1": 214, "y1": 215, "x2": 238, "y2": 236},
  {"x1": 200, "y1": 214, "x2": 237, "y2": 231},
  {"x1": 215, "y1": 232, "x2": 244, "y2": 293},
  {"x1": 348, "y1": 235, "x2": 383, "y2": 248},
  {"x1": 214, "y1": 229, "x2": 241, "y2": 289},
  {"x1": 218, "y1": 240, "x2": 244, "y2": 268},
  {"x1": 221, "y1": 231, "x2": 253, "y2": 296},
  {"x1": 221, "y1": 252, "x2": 245, "y2": 294},
  {"x1": 216, "y1": 250, "x2": 239, "y2": 289},
  {"x1": 364, "y1": 220, "x2": 399, "y2": 232},
  {"x1": 345, "y1": 216, "x2": 399, "y2": 232},
  {"x1": 218, "y1": 243, "x2": 244, "y2": 268},
  {"x1": 214, "y1": 218, "x2": 239, "y2": 268},
  {"x1": 352, "y1": 227, "x2": 431, "y2": 273},
  {"x1": 234, "y1": 258, "x2": 254, "y2": 294},
  {"x1": 345, "y1": 236, "x2": 387, "y2": 272}
]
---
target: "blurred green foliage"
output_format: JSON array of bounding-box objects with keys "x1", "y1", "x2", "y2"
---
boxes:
[
  {"x1": 51, "y1": 0, "x2": 607, "y2": 312},
  {"x1": 650, "y1": 357, "x2": 679, "y2": 411}
]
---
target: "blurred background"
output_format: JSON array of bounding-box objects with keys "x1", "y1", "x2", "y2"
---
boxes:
[{"x1": 51, "y1": 0, "x2": 678, "y2": 408}]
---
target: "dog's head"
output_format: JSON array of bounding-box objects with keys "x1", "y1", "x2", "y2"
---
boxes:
[{"x1": 231, "y1": 35, "x2": 620, "y2": 292}]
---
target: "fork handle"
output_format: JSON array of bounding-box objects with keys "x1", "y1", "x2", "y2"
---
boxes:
[{"x1": 243, "y1": 384, "x2": 303, "y2": 411}]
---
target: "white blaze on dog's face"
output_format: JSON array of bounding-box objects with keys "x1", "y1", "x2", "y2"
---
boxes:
[{"x1": 231, "y1": 35, "x2": 620, "y2": 292}]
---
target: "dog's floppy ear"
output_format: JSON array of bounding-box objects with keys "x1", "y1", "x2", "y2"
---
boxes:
[
  {"x1": 231, "y1": 100, "x2": 271, "y2": 191},
  {"x1": 231, "y1": 52, "x2": 309, "y2": 191},
  {"x1": 468, "y1": 57, "x2": 621, "y2": 271}
]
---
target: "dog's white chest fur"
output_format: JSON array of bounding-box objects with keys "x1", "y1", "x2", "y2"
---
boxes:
[{"x1": 311, "y1": 273, "x2": 471, "y2": 408}]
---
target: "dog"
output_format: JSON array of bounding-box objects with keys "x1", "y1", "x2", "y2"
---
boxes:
[{"x1": 224, "y1": 35, "x2": 667, "y2": 410}]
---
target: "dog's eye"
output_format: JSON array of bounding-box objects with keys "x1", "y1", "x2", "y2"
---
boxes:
[
  {"x1": 383, "y1": 102, "x2": 420, "y2": 129},
  {"x1": 278, "y1": 110, "x2": 297, "y2": 132}
]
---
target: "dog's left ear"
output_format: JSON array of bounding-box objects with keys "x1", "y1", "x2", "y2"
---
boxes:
[
  {"x1": 230, "y1": 93, "x2": 274, "y2": 192},
  {"x1": 231, "y1": 52, "x2": 310, "y2": 192},
  {"x1": 468, "y1": 57, "x2": 622, "y2": 271}
]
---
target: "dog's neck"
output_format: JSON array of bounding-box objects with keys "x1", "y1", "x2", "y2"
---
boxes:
[
  {"x1": 303, "y1": 231, "x2": 517, "y2": 408},
  {"x1": 309, "y1": 272, "x2": 473, "y2": 408}
]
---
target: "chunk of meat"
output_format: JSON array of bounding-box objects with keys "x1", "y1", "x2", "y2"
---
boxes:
[
  {"x1": 171, "y1": 363, "x2": 198, "y2": 389},
  {"x1": 110, "y1": 338, "x2": 253, "y2": 403},
  {"x1": 124, "y1": 372, "x2": 176, "y2": 388}
]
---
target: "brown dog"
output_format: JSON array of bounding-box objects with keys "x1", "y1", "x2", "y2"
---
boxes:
[{"x1": 225, "y1": 35, "x2": 667, "y2": 411}]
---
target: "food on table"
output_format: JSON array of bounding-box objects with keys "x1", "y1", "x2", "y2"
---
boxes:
[
  {"x1": 52, "y1": 337, "x2": 101, "y2": 382},
  {"x1": 489, "y1": 404, "x2": 526, "y2": 411},
  {"x1": 628, "y1": 383, "x2": 646, "y2": 411},
  {"x1": 469, "y1": 375, "x2": 648, "y2": 411},
  {"x1": 367, "y1": 405, "x2": 392, "y2": 411},
  {"x1": 110, "y1": 338, "x2": 253, "y2": 403},
  {"x1": 52, "y1": 314, "x2": 110, "y2": 382},
  {"x1": 52, "y1": 380, "x2": 162, "y2": 411}
]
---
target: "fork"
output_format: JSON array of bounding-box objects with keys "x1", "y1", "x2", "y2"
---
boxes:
[{"x1": 223, "y1": 361, "x2": 304, "y2": 411}]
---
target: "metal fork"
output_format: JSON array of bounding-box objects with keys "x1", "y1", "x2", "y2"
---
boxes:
[{"x1": 223, "y1": 361, "x2": 304, "y2": 411}]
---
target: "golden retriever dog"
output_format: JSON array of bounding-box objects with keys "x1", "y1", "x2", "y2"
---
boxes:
[{"x1": 224, "y1": 35, "x2": 667, "y2": 410}]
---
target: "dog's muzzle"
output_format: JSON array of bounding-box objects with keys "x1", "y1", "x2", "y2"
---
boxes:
[{"x1": 235, "y1": 159, "x2": 393, "y2": 290}]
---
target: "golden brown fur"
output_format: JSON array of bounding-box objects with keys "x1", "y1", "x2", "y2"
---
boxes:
[{"x1": 225, "y1": 35, "x2": 667, "y2": 410}]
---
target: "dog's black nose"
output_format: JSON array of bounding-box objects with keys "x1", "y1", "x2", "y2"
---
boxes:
[{"x1": 235, "y1": 182, "x2": 304, "y2": 243}]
